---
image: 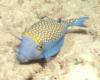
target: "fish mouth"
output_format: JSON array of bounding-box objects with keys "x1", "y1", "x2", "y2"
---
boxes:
[
  {"x1": 17, "y1": 54, "x2": 30, "y2": 63},
  {"x1": 17, "y1": 54, "x2": 46, "y2": 64}
]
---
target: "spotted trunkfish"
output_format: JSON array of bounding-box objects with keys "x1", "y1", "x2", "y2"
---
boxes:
[{"x1": 17, "y1": 16, "x2": 89, "y2": 63}]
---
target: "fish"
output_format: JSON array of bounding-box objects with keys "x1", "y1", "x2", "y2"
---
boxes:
[{"x1": 17, "y1": 16, "x2": 89, "y2": 63}]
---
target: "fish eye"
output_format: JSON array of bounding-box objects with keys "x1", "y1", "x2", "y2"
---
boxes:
[{"x1": 37, "y1": 45, "x2": 43, "y2": 51}]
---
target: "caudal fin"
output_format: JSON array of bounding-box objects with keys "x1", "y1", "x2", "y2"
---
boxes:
[{"x1": 66, "y1": 16, "x2": 89, "y2": 27}]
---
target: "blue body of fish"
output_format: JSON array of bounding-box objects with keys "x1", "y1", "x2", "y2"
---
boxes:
[{"x1": 17, "y1": 16, "x2": 88, "y2": 63}]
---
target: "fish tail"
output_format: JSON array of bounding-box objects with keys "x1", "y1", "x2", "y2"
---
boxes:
[{"x1": 65, "y1": 16, "x2": 89, "y2": 28}]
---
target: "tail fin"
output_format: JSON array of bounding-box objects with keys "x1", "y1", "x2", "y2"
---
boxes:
[{"x1": 65, "y1": 16, "x2": 89, "y2": 27}]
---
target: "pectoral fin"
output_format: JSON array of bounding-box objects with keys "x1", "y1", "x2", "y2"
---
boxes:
[{"x1": 43, "y1": 38, "x2": 64, "y2": 60}]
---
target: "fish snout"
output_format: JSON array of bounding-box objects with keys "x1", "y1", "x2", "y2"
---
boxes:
[{"x1": 17, "y1": 54, "x2": 29, "y2": 63}]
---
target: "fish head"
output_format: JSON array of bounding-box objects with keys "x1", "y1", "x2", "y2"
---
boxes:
[{"x1": 17, "y1": 35, "x2": 44, "y2": 63}]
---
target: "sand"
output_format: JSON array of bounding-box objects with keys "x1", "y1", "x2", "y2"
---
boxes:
[{"x1": 0, "y1": 0, "x2": 100, "y2": 80}]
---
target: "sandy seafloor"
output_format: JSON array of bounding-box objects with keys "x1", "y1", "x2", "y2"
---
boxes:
[{"x1": 0, "y1": 0, "x2": 100, "y2": 80}]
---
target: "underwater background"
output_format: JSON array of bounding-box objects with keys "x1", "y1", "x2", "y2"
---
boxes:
[{"x1": 0, "y1": 0, "x2": 100, "y2": 80}]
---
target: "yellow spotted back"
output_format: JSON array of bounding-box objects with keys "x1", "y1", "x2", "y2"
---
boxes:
[{"x1": 24, "y1": 19, "x2": 66, "y2": 45}]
